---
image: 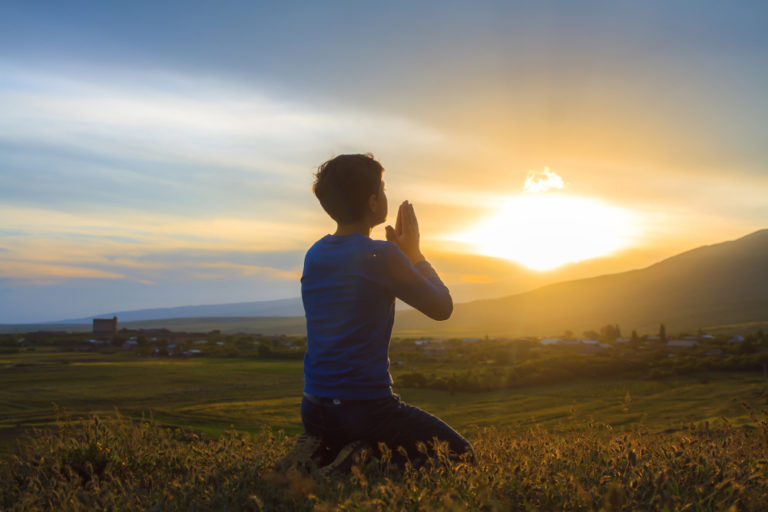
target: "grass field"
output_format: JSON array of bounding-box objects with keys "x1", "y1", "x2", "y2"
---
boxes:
[{"x1": 3, "y1": 349, "x2": 768, "y2": 458}]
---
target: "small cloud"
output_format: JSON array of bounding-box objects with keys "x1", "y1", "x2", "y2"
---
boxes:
[{"x1": 523, "y1": 168, "x2": 565, "y2": 193}]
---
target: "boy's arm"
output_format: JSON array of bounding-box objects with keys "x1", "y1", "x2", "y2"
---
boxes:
[
  {"x1": 384, "y1": 245, "x2": 453, "y2": 321},
  {"x1": 383, "y1": 200, "x2": 452, "y2": 320}
]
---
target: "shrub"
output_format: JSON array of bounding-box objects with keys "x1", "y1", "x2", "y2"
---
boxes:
[{"x1": 2, "y1": 413, "x2": 768, "y2": 511}]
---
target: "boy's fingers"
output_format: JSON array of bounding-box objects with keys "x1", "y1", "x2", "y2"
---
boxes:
[
  {"x1": 385, "y1": 225, "x2": 396, "y2": 242},
  {"x1": 406, "y1": 203, "x2": 418, "y2": 232}
]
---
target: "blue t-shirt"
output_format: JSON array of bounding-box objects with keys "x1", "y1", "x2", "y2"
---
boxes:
[{"x1": 301, "y1": 233, "x2": 452, "y2": 399}]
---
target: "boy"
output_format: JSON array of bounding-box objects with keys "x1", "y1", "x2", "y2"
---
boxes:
[{"x1": 279, "y1": 153, "x2": 472, "y2": 475}]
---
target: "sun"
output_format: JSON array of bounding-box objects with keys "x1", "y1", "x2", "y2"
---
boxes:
[{"x1": 448, "y1": 171, "x2": 639, "y2": 271}]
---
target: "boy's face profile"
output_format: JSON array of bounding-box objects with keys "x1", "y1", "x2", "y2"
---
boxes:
[{"x1": 368, "y1": 180, "x2": 388, "y2": 227}]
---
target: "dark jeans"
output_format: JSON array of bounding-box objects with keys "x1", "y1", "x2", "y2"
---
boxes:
[{"x1": 301, "y1": 393, "x2": 473, "y2": 465}]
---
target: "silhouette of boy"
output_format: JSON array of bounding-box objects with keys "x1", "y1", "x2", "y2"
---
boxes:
[{"x1": 283, "y1": 153, "x2": 473, "y2": 474}]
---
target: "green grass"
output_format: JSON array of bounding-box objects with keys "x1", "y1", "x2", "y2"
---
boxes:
[
  {"x1": 0, "y1": 351, "x2": 306, "y2": 455},
  {"x1": 2, "y1": 350, "x2": 768, "y2": 459},
  {"x1": 3, "y1": 351, "x2": 768, "y2": 510}
]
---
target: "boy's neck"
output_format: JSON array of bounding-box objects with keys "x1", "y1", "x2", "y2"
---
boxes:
[{"x1": 334, "y1": 222, "x2": 371, "y2": 237}]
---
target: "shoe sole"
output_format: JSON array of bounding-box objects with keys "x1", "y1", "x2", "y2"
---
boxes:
[
  {"x1": 316, "y1": 440, "x2": 370, "y2": 477},
  {"x1": 274, "y1": 434, "x2": 324, "y2": 473}
]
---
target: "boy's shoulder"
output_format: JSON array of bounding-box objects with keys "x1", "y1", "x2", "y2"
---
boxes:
[
  {"x1": 308, "y1": 234, "x2": 395, "y2": 252},
  {"x1": 304, "y1": 235, "x2": 401, "y2": 263}
]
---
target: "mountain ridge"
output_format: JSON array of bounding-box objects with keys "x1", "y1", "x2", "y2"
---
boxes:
[
  {"x1": 393, "y1": 229, "x2": 768, "y2": 336},
  {"x1": 51, "y1": 297, "x2": 305, "y2": 324}
]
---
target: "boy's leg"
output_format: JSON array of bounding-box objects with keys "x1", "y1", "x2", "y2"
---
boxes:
[
  {"x1": 365, "y1": 395, "x2": 474, "y2": 463},
  {"x1": 275, "y1": 395, "x2": 334, "y2": 474},
  {"x1": 291, "y1": 394, "x2": 473, "y2": 473}
]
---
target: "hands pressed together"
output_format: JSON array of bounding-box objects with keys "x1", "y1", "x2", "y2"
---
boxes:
[{"x1": 385, "y1": 200, "x2": 425, "y2": 265}]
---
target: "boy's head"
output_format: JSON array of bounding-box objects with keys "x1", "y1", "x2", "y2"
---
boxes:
[{"x1": 313, "y1": 153, "x2": 386, "y2": 226}]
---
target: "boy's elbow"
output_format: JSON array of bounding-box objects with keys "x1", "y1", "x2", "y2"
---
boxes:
[{"x1": 431, "y1": 297, "x2": 453, "y2": 321}]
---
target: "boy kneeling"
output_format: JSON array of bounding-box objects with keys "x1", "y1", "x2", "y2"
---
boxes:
[{"x1": 279, "y1": 153, "x2": 473, "y2": 475}]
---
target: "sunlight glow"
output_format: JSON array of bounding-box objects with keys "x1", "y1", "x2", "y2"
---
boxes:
[{"x1": 449, "y1": 193, "x2": 639, "y2": 271}]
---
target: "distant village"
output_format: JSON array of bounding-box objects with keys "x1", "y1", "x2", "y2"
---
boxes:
[
  {"x1": 2, "y1": 316, "x2": 764, "y2": 366},
  {"x1": 392, "y1": 330, "x2": 760, "y2": 362}
]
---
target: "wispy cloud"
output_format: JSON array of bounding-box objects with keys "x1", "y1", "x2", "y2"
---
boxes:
[
  {"x1": 0, "y1": 205, "x2": 310, "y2": 285},
  {"x1": 0, "y1": 65, "x2": 450, "y2": 186},
  {"x1": 0, "y1": 261, "x2": 126, "y2": 280},
  {"x1": 0, "y1": 61, "x2": 460, "y2": 307},
  {"x1": 191, "y1": 263, "x2": 301, "y2": 281}
]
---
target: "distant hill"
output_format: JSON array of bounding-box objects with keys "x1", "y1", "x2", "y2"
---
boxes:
[
  {"x1": 426, "y1": 245, "x2": 670, "y2": 304},
  {"x1": 394, "y1": 229, "x2": 768, "y2": 337},
  {"x1": 5, "y1": 230, "x2": 765, "y2": 337},
  {"x1": 0, "y1": 316, "x2": 308, "y2": 335},
  {"x1": 53, "y1": 298, "x2": 305, "y2": 324}
]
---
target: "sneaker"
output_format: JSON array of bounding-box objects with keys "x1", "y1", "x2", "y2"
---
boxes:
[
  {"x1": 316, "y1": 440, "x2": 372, "y2": 477},
  {"x1": 274, "y1": 433, "x2": 325, "y2": 474}
]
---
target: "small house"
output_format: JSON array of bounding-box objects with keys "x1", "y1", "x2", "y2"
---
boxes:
[
  {"x1": 93, "y1": 316, "x2": 117, "y2": 334},
  {"x1": 667, "y1": 339, "x2": 699, "y2": 349},
  {"x1": 122, "y1": 340, "x2": 138, "y2": 350}
]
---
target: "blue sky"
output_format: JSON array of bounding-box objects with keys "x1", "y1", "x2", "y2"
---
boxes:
[{"x1": 1, "y1": 1, "x2": 766, "y2": 322}]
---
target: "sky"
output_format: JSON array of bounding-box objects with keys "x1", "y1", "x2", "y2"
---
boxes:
[{"x1": 1, "y1": 1, "x2": 766, "y2": 323}]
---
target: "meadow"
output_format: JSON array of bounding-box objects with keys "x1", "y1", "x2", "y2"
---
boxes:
[
  {"x1": 2, "y1": 348, "x2": 768, "y2": 455},
  {"x1": 2, "y1": 348, "x2": 768, "y2": 509}
]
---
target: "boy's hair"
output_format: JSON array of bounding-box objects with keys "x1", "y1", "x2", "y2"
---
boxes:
[{"x1": 313, "y1": 153, "x2": 384, "y2": 224}]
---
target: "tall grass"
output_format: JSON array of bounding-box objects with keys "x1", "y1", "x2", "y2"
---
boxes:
[{"x1": 2, "y1": 410, "x2": 767, "y2": 511}]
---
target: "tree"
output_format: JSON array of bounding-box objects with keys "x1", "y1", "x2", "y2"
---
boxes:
[
  {"x1": 659, "y1": 324, "x2": 667, "y2": 342},
  {"x1": 599, "y1": 324, "x2": 621, "y2": 341}
]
